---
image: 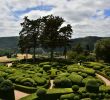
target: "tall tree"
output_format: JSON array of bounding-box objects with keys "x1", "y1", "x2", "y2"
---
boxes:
[
  {"x1": 40, "y1": 15, "x2": 65, "y2": 60},
  {"x1": 59, "y1": 24, "x2": 73, "y2": 59},
  {"x1": 19, "y1": 16, "x2": 42, "y2": 62}
]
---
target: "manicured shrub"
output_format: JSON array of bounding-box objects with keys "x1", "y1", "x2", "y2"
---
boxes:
[
  {"x1": 86, "y1": 79, "x2": 99, "y2": 93},
  {"x1": 43, "y1": 65, "x2": 51, "y2": 71},
  {"x1": 68, "y1": 73, "x2": 83, "y2": 85},
  {"x1": 14, "y1": 84, "x2": 37, "y2": 93},
  {"x1": 89, "y1": 93, "x2": 97, "y2": 99},
  {"x1": 21, "y1": 78, "x2": 35, "y2": 87},
  {"x1": 81, "y1": 73, "x2": 88, "y2": 78},
  {"x1": 36, "y1": 88, "x2": 47, "y2": 99},
  {"x1": 54, "y1": 77, "x2": 72, "y2": 88},
  {"x1": 0, "y1": 80, "x2": 15, "y2": 100},
  {"x1": 82, "y1": 76, "x2": 95, "y2": 85},
  {"x1": 72, "y1": 85, "x2": 79, "y2": 92},
  {"x1": 34, "y1": 77, "x2": 46, "y2": 86},
  {"x1": 74, "y1": 95, "x2": 80, "y2": 100},
  {"x1": 0, "y1": 77, "x2": 4, "y2": 83},
  {"x1": 39, "y1": 62, "x2": 50, "y2": 67},
  {"x1": 60, "y1": 93, "x2": 74, "y2": 100}
]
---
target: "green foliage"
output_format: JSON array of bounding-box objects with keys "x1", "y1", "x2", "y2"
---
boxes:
[
  {"x1": 0, "y1": 80, "x2": 15, "y2": 100},
  {"x1": 36, "y1": 88, "x2": 47, "y2": 98},
  {"x1": 60, "y1": 93, "x2": 74, "y2": 100},
  {"x1": 14, "y1": 84, "x2": 37, "y2": 93},
  {"x1": 54, "y1": 77, "x2": 72, "y2": 88},
  {"x1": 21, "y1": 78, "x2": 35, "y2": 87},
  {"x1": 99, "y1": 85, "x2": 110, "y2": 93},
  {"x1": 33, "y1": 77, "x2": 46, "y2": 86},
  {"x1": 95, "y1": 38, "x2": 110, "y2": 62},
  {"x1": 72, "y1": 85, "x2": 79, "y2": 92},
  {"x1": 0, "y1": 77, "x2": 4, "y2": 83},
  {"x1": 67, "y1": 51, "x2": 78, "y2": 59},
  {"x1": 86, "y1": 79, "x2": 99, "y2": 93},
  {"x1": 68, "y1": 73, "x2": 83, "y2": 85},
  {"x1": 43, "y1": 65, "x2": 51, "y2": 71}
]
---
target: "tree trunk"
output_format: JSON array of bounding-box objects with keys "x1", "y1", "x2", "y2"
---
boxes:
[
  {"x1": 50, "y1": 48, "x2": 54, "y2": 61},
  {"x1": 33, "y1": 47, "x2": 36, "y2": 62},
  {"x1": 26, "y1": 49, "x2": 28, "y2": 63},
  {"x1": 64, "y1": 46, "x2": 67, "y2": 59}
]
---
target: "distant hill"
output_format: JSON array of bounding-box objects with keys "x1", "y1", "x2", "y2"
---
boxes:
[
  {"x1": 0, "y1": 36, "x2": 19, "y2": 49},
  {"x1": 70, "y1": 36, "x2": 105, "y2": 50},
  {"x1": 0, "y1": 36, "x2": 109, "y2": 51}
]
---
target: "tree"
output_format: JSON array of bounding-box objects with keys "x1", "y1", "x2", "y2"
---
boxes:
[
  {"x1": 19, "y1": 16, "x2": 42, "y2": 62},
  {"x1": 40, "y1": 15, "x2": 65, "y2": 60},
  {"x1": 59, "y1": 24, "x2": 73, "y2": 59},
  {"x1": 74, "y1": 43, "x2": 83, "y2": 54},
  {"x1": 94, "y1": 38, "x2": 110, "y2": 63}
]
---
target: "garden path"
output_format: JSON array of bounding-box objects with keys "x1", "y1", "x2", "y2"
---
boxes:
[
  {"x1": 49, "y1": 80, "x2": 54, "y2": 89},
  {"x1": 14, "y1": 90, "x2": 29, "y2": 100},
  {"x1": 96, "y1": 73, "x2": 110, "y2": 86}
]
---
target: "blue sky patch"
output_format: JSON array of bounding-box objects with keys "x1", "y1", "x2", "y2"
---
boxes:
[
  {"x1": 104, "y1": 9, "x2": 110, "y2": 17},
  {"x1": 13, "y1": 5, "x2": 54, "y2": 17}
]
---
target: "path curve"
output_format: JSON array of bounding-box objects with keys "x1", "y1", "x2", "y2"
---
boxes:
[
  {"x1": 14, "y1": 90, "x2": 29, "y2": 100},
  {"x1": 96, "y1": 73, "x2": 110, "y2": 86},
  {"x1": 49, "y1": 80, "x2": 54, "y2": 89}
]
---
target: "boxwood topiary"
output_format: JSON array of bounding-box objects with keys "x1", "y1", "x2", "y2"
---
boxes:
[
  {"x1": 43, "y1": 65, "x2": 51, "y2": 71},
  {"x1": 0, "y1": 77, "x2": 4, "y2": 83},
  {"x1": 0, "y1": 80, "x2": 15, "y2": 100},
  {"x1": 36, "y1": 88, "x2": 47, "y2": 99},
  {"x1": 60, "y1": 93, "x2": 74, "y2": 100},
  {"x1": 68, "y1": 73, "x2": 83, "y2": 85},
  {"x1": 54, "y1": 77, "x2": 72, "y2": 88},
  {"x1": 72, "y1": 85, "x2": 79, "y2": 92},
  {"x1": 86, "y1": 79, "x2": 99, "y2": 93},
  {"x1": 21, "y1": 78, "x2": 35, "y2": 87}
]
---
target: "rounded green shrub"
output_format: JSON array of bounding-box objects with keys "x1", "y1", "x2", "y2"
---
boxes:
[
  {"x1": 0, "y1": 77, "x2": 4, "y2": 83},
  {"x1": 34, "y1": 77, "x2": 46, "y2": 86},
  {"x1": 60, "y1": 93, "x2": 74, "y2": 100},
  {"x1": 43, "y1": 65, "x2": 51, "y2": 71},
  {"x1": 36, "y1": 88, "x2": 47, "y2": 98},
  {"x1": 72, "y1": 85, "x2": 79, "y2": 92},
  {"x1": 21, "y1": 78, "x2": 35, "y2": 87},
  {"x1": 68, "y1": 74, "x2": 83, "y2": 85},
  {"x1": 54, "y1": 77, "x2": 72, "y2": 88},
  {"x1": 86, "y1": 79, "x2": 99, "y2": 93},
  {"x1": 74, "y1": 95, "x2": 80, "y2": 100},
  {"x1": 0, "y1": 80, "x2": 15, "y2": 100}
]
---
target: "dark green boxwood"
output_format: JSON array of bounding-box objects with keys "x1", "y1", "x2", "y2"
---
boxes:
[
  {"x1": 86, "y1": 79, "x2": 99, "y2": 93},
  {"x1": 43, "y1": 65, "x2": 51, "y2": 71},
  {"x1": 36, "y1": 88, "x2": 47, "y2": 99},
  {"x1": 0, "y1": 77, "x2": 4, "y2": 83},
  {"x1": 68, "y1": 73, "x2": 83, "y2": 85},
  {"x1": 60, "y1": 93, "x2": 74, "y2": 100},
  {"x1": 72, "y1": 85, "x2": 79, "y2": 92},
  {"x1": 21, "y1": 78, "x2": 35, "y2": 87},
  {"x1": 54, "y1": 77, "x2": 72, "y2": 88},
  {"x1": 0, "y1": 80, "x2": 15, "y2": 100}
]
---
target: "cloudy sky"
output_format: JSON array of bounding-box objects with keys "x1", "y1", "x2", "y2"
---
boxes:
[{"x1": 0, "y1": 0, "x2": 110, "y2": 38}]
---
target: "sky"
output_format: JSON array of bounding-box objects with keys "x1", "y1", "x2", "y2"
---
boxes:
[{"x1": 0, "y1": 0, "x2": 110, "y2": 38}]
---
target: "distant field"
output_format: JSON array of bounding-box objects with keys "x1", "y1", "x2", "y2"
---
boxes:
[{"x1": 0, "y1": 54, "x2": 32, "y2": 63}]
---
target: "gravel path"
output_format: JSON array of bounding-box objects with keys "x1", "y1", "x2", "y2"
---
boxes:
[
  {"x1": 96, "y1": 73, "x2": 110, "y2": 86},
  {"x1": 49, "y1": 80, "x2": 54, "y2": 89},
  {"x1": 14, "y1": 90, "x2": 29, "y2": 100}
]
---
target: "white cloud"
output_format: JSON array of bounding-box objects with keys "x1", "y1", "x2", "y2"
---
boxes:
[{"x1": 0, "y1": 0, "x2": 110, "y2": 38}]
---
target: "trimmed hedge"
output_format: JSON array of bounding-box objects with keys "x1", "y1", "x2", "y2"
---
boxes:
[
  {"x1": 54, "y1": 77, "x2": 72, "y2": 88},
  {"x1": 0, "y1": 80, "x2": 15, "y2": 100},
  {"x1": 60, "y1": 93, "x2": 75, "y2": 100},
  {"x1": 68, "y1": 73, "x2": 83, "y2": 85},
  {"x1": 14, "y1": 84, "x2": 37, "y2": 93},
  {"x1": 86, "y1": 79, "x2": 99, "y2": 93}
]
